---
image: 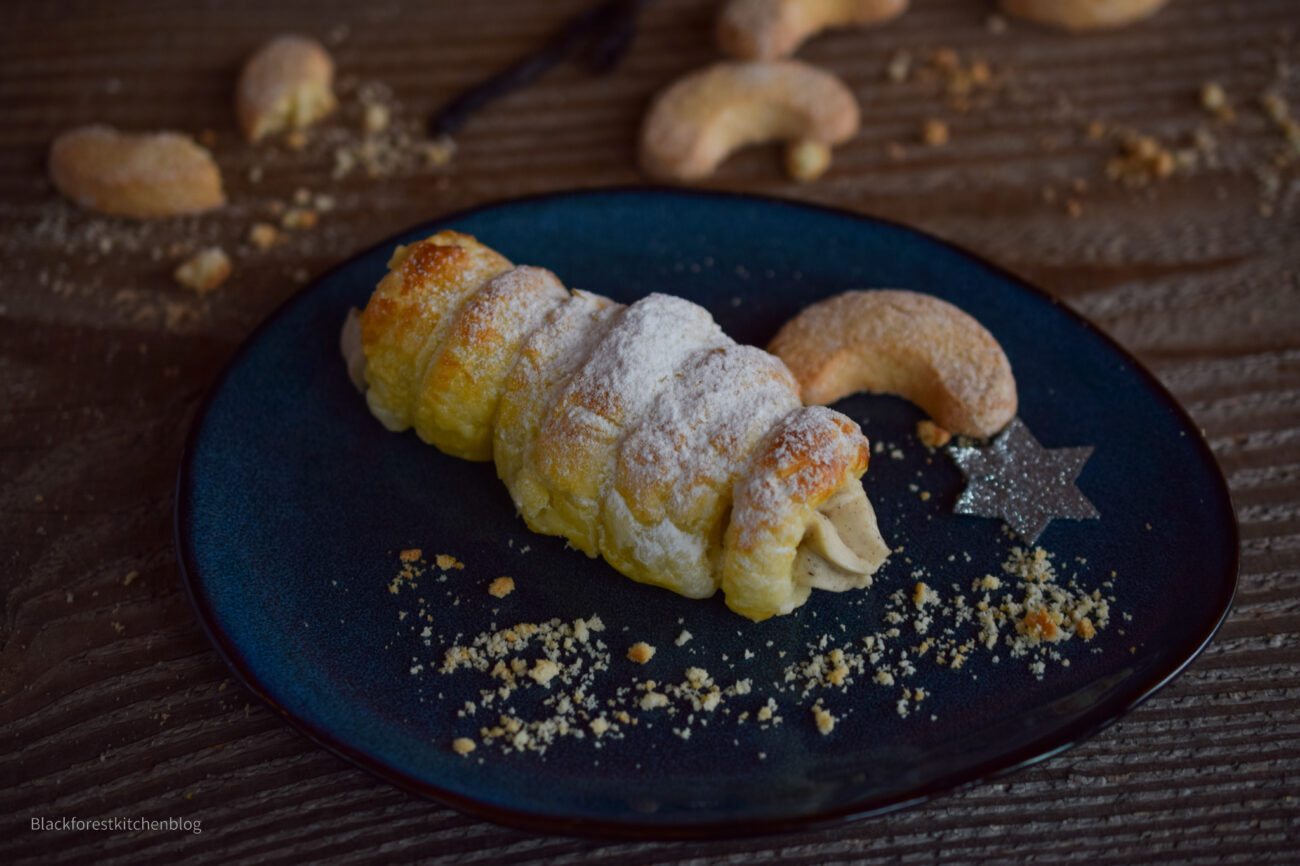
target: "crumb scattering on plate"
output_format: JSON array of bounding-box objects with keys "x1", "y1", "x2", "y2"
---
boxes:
[{"x1": 383, "y1": 422, "x2": 1123, "y2": 758}]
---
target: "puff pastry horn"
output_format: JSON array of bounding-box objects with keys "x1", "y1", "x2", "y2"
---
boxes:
[{"x1": 346, "y1": 231, "x2": 889, "y2": 621}]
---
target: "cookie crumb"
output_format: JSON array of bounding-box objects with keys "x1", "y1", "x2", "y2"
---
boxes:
[
  {"x1": 1199, "y1": 81, "x2": 1234, "y2": 122},
  {"x1": 435, "y1": 554, "x2": 464, "y2": 571},
  {"x1": 528, "y1": 658, "x2": 559, "y2": 685},
  {"x1": 886, "y1": 50, "x2": 912, "y2": 84},
  {"x1": 675, "y1": 629, "x2": 693, "y2": 647},
  {"x1": 488, "y1": 576, "x2": 515, "y2": 598},
  {"x1": 399, "y1": 548, "x2": 422, "y2": 562},
  {"x1": 640, "y1": 691, "x2": 668, "y2": 710},
  {"x1": 921, "y1": 118, "x2": 950, "y2": 147},
  {"x1": 424, "y1": 135, "x2": 457, "y2": 167},
  {"x1": 173, "y1": 246, "x2": 231, "y2": 293},
  {"x1": 627, "y1": 642, "x2": 656, "y2": 664},
  {"x1": 248, "y1": 222, "x2": 280, "y2": 250},
  {"x1": 812, "y1": 704, "x2": 836, "y2": 735},
  {"x1": 363, "y1": 102, "x2": 391, "y2": 134},
  {"x1": 916, "y1": 420, "x2": 951, "y2": 448},
  {"x1": 452, "y1": 737, "x2": 476, "y2": 755},
  {"x1": 281, "y1": 207, "x2": 318, "y2": 230},
  {"x1": 1107, "y1": 133, "x2": 1176, "y2": 187}
]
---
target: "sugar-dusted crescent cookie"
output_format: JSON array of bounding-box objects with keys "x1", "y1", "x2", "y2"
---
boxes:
[
  {"x1": 639, "y1": 60, "x2": 859, "y2": 182},
  {"x1": 48, "y1": 125, "x2": 225, "y2": 218},
  {"x1": 999, "y1": 0, "x2": 1169, "y2": 31},
  {"x1": 717, "y1": 0, "x2": 910, "y2": 61},
  {"x1": 236, "y1": 35, "x2": 337, "y2": 142},
  {"x1": 767, "y1": 289, "x2": 1017, "y2": 439}
]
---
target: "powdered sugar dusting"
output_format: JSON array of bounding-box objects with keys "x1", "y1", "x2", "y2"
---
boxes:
[
  {"x1": 494, "y1": 290, "x2": 621, "y2": 488},
  {"x1": 542, "y1": 294, "x2": 727, "y2": 440},
  {"x1": 451, "y1": 266, "x2": 567, "y2": 347},
  {"x1": 534, "y1": 293, "x2": 728, "y2": 494},
  {"x1": 617, "y1": 345, "x2": 801, "y2": 528}
]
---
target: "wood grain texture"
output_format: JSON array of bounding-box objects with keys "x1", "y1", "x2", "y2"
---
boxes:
[{"x1": 2, "y1": 0, "x2": 1298, "y2": 862}]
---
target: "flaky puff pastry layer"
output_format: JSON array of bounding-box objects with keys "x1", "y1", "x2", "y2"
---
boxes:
[
  {"x1": 724, "y1": 407, "x2": 871, "y2": 620},
  {"x1": 359, "y1": 232, "x2": 513, "y2": 456},
  {"x1": 354, "y1": 232, "x2": 887, "y2": 620}
]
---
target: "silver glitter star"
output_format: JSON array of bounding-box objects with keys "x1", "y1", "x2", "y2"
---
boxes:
[{"x1": 949, "y1": 418, "x2": 1099, "y2": 543}]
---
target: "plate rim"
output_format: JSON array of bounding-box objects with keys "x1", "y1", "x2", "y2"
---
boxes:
[{"x1": 174, "y1": 184, "x2": 1240, "y2": 840}]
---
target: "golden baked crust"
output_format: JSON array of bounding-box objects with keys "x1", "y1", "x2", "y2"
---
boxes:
[
  {"x1": 359, "y1": 231, "x2": 512, "y2": 441},
  {"x1": 419, "y1": 266, "x2": 569, "y2": 461},
  {"x1": 48, "y1": 125, "x2": 224, "y2": 218},
  {"x1": 723, "y1": 407, "x2": 871, "y2": 620}
]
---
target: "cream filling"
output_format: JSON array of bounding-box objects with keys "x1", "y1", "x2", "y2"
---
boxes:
[
  {"x1": 793, "y1": 478, "x2": 890, "y2": 592},
  {"x1": 340, "y1": 308, "x2": 367, "y2": 393}
]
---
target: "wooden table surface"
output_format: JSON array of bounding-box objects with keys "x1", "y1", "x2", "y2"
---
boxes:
[{"x1": 3, "y1": 0, "x2": 1299, "y2": 862}]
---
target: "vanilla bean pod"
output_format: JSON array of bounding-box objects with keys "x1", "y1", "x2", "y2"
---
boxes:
[{"x1": 428, "y1": 0, "x2": 651, "y2": 138}]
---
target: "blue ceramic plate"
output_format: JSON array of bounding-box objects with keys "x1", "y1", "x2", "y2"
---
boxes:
[{"x1": 176, "y1": 188, "x2": 1237, "y2": 838}]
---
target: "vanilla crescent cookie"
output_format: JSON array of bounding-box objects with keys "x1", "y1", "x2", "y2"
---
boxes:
[
  {"x1": 48, "y1": 125, "x2": 225, "y2": 218},
  {"x1": 767, "y1": 289, "x2": 1017, "y2": 439},
  {"x1": 639, "y1": 60, "x2": 860, "y2": 182}
]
